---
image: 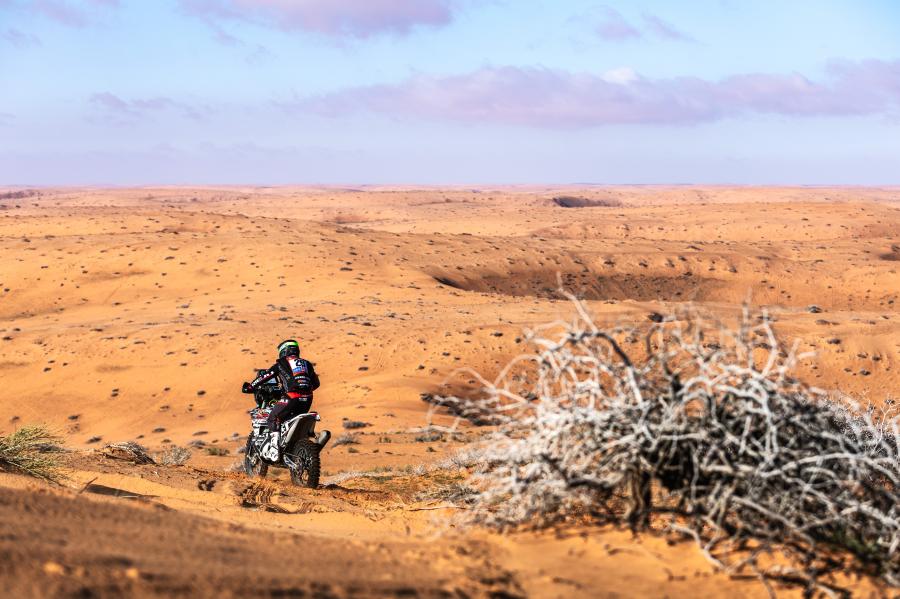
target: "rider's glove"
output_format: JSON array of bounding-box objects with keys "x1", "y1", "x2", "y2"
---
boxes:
[{"x1": 242, "y1": 382, "x2": 253, "y2": 394}]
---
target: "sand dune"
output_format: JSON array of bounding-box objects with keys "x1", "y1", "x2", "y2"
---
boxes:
[{"x1": 1, "y1": 186, "x2": 898, "y2": 596}]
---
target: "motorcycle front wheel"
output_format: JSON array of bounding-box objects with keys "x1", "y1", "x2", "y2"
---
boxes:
[
  {"x1": 286, "y1": 438, "x2": 320, "y2": 488},
  {"x1": 243, "y1": 436, "x2": 268, "y2": 478}
]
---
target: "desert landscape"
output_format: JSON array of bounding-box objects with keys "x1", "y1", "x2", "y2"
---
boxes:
[
  {"x1": 4, "y1": 0, "x2": 900, "y2": 596},
  {"x1": 0, "y1": 185, "x2": 897, "y2": 597}
]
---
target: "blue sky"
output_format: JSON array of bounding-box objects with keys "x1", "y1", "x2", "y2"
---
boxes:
[{"x1": 1, "y1": 0, "x2": 899, "y2": 184}]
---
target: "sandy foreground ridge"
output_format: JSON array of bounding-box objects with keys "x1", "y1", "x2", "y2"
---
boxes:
[{"x1": 0, "y1": 186, "x2": 898, "y2": 597}]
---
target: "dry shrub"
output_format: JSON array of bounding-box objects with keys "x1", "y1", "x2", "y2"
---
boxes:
[
  {"x1": 102, "y1": 442, "x2": 155, "y2": 464},
  {"x1": 333, "y1": 433, "x2": 360, "y2": 446},
  {"x1": 433, "y1": 297, "x2": 900, "y2": 596},
  {"x1": 157, "y1": 445, "x2": 192, "y2": 466},
  {"x1": 414, "y1": 430, "x2": 445, "y2": 443},
  {"x1": 0, "y1": 425, "x2": 65, "y2": 483}
]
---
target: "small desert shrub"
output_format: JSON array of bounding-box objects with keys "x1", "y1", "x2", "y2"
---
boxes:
[
  {"x1": 333, "y1": 433, "x2": 360, "y2": 446},
  {"x1": 206, "y1": 446, "x2": 230, "y2": 456},
  {"x1": 416, "y1": 481, "x2": 477, "y2": 503},
  {"x1": 0, "y1": 425, "x2": 65, "y2": 482},
  {"x1": 434, "y1": 296, "x2": 900, "y2": 594},
  {"x1": 342, "y1": 420, "x2": 371, "y2": 430},
  {"x1": 157, "y1": 445, "x2": 192, "y2": 466},
  {"x1": 102, "y1": 441, "x2": 155, "y2": 464},
  {"x1": 399, "y1": 464, "x2": 426, "y2": 475},
  {"x1": 414, "y1": 430, "x2": 444, "y2": 443}
]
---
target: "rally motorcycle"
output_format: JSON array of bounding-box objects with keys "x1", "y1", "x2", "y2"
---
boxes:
[{"x1": 241, "y1": 370, "x2": 331, "y2": 488}]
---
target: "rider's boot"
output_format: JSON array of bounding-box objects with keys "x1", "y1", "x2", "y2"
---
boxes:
[{"x1": 262, "y1": 428, "x2": 280, "y2": 461}]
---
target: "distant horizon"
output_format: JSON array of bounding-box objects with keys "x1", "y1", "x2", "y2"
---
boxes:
[
  {"x1": 4, "y1": 182, "x2": 900, "y2": 190},
  {"x1": 2, "y1": 1, "x2": 899, "y2": 185}
]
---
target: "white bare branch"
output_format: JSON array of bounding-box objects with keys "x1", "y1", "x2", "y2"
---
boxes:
[{"x1": 433, "y1": 298, "x2": 900, "y2": 595}]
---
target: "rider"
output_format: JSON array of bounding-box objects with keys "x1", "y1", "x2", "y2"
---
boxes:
[{"x1": 242, "y1": 340, "x2": 320, "y2": 446}]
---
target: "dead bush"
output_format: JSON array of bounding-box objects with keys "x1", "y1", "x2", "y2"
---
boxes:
[
  {"x1": 434, "y1": 296, "x2": 900, "y2": 595},
  {"x1": 102, "y1": 442, "x2": 155, "y2": 464},
  {"x1": 333, "y1": 433, "x2": 360, "y2": 446},
  {"x1": 157, "y1": 445, "x2": 192, "y2": 466}
]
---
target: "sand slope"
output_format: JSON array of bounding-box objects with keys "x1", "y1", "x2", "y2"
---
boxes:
[{"x1": 1, "y1": 452, "x2": 781, "y2": 599}]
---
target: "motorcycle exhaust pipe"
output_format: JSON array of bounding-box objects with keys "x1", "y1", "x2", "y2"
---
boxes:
[{"x1": 315, "y1": 430, "x2": 331, "y2": 449}]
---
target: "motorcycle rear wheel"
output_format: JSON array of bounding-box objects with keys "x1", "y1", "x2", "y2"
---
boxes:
[
  {"x1": 243, "y1": 437, "x2": 268, "y2": 478},
  {"x1": 286, "y1": 438, "x2": 320, "y2": 488}
]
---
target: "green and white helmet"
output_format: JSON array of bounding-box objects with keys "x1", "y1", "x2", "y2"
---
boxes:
[{"x1": 278, "y1": 339, "x2": 300, "y2": 359}]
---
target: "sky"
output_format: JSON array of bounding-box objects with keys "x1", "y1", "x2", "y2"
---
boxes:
[{"x1": 1, "y1": 0, "x2": 899, "y2": 185}]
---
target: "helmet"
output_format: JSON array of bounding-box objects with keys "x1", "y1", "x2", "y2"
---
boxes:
[{"x1": 278, "y1": 339, "x2": 300, "y2": 359}]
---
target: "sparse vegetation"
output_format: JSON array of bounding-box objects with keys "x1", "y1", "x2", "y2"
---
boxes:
[
  {"x1": 435, "y1": 296, "x2": 900, "y2": 594},
  {"x1": 156, "y1": 445, "x2": 192, "y2": 466},
  {"x1": 333, "y1": 433, "x2": 360, "y2": 446},
  {"x1": 102, "y1": 441, "x2": 155, "y2": 464},
  {"x1": 0, "y1": 425, "x2": 65, "y2": 483},
  {"x1": 415, "y1": 480, "x2": 477, "y2": 503},
  {"x1": 414, "y1": 430, "x2": 444, "y2": 443},
  {"x1": 206, "y1": 446, "x2": 229, "y2": 456},
  {"x1": 342, "y1": 420, "x2": 371, "y2": 430}
]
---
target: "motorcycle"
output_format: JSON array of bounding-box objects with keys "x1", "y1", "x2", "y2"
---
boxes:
[{"x1": 241, "y1": 370, "x2": 331, "y2": 488}]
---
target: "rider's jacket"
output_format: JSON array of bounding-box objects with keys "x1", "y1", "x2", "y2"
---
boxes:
[{"x1": 250, "y1": 356, "x2": 320, "y2": 398}]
